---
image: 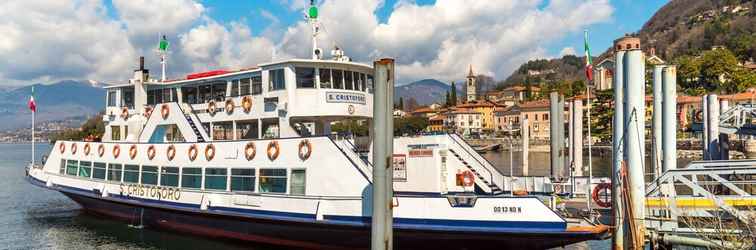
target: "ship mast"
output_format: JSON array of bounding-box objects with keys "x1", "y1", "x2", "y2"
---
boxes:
[
  {"x1": 307, "y1": 0, "x2": 320, "y2": 60},
  {"x1": 158, "y1": 35, "x2": 169, "y2": 82}
]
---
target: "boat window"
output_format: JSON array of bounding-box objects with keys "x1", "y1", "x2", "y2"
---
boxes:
[
  {"x1": 160, "y1": 167, "x2": 179, "y2": 187},
  {"x1": 259, "y1": 169, "x2": 286, "y2": 193},
  {"x1": 344, "y1": 70, "x2": 354, "y2": 90},
  {"x1": 213, "y1": 83, "x2": 226, "y2": 102},
  {"x1": 181, "y1": 168, "x2": 202, "y2": 189},
  {"x1": 204, "y1": 168, "x2": 227, "y2": 191},
  {"x1": 122, "y1": 89, "x2": 134, "y2": 109},
  {"x1": 231, "y1": 79, "x2": 240, "y2": 97},
  {"x1": 200, "y1": 85, "x2": 213, "y2": 103},
  {"x1": 240, "y1": 78, "x2": 251, "y2": 96},
  {"x1": 107, "y1": 91, "x2": 117, "y2": 107},
  {"x1": 319, "y1": 68, "x2": 332, "y2": 88},
  {"x1": 66, "y1": 160, "x2": 78, "y2": 176},
  {"x1": 290, "y1": 169, "x2": 306, "y2": 195},
  {"x1": 141, "y1": 165, "x2": 158, "y2": 185},
  {"x1": 78, "y1": 161, "x2": 92, "y2": 178},
  {"x1": 60, "y1": 159, "x2": 65, "y2": 174},
  {"x1": 332, "y1": 69, "x2": 343, "y2": 89},
  {"x1": 182, "y1": 86, "x2": 199, "y2": 104},
  {"x1": 237, "y1": 120, "x2": 259, "y2": 139},
  {"x1": 147, "y1": 89, "x2": 156, "y2": 105},
  {"x1": 231, "y1": 168, "x2": 255, "y2": 192},
  {"x1": 269, "y1": 69, "x2": 285, "y2": 91},
  {"x1": 107, "y1": 163, "x2": 123, "y2": 181},
  {"x1": 296, "y1": 67, "x2": 315, "y2": 88},
  {"x1": 367, "y1": 74, "x2": 374, "y2": 94},
  {"x1": 123, "y1": 165, "x2": 140, "y2": 183},
  {"x1": 359, "y1": 73, "x2": 366, "y2": 92},
  {"x1": 93, "y1": 162, "x2": 106, "y2": 179},
  {"x1": 251, "y1": 75, "x2": 263, "y2": 95},
  {"x1": 110, "y1": 126, "x2": 121, "y2": 141},
  {"x1": 261, "y1": 119, "x2": 280, "y2": 139},
  {"x1": 213, "y1": 122, "x2": 234, "y2": 141}
]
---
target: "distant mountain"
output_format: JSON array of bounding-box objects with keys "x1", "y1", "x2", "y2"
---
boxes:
[
  {"x1": 0, "y1": 80, "x2": 105, "y2": 130},
  {"x1": 501, "y1": 54, "x2": 588, "y2": 87},
  {"x1": 395, "y1": 79, "x2": 462, "y2": 106}
]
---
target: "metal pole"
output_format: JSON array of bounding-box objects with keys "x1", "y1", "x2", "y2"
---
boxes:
[
  {"x1": 702, "y1": 95, "x2": 708, "y2": 159},
  {"x1": 550, "y1": 92, "x2": 560, "y2": 181},
  {"x1": 568, "y1": 101, "x2": 575, "y2": 196},
  {"x1": 521, "y1": 117, "x2": 529, "y2": 176},
  {"x1": 707, "y1": 94, "x2": 719, "y2": 161},
  {"x1": 573, "y1": 99, "x2": 584, "y2": 177},
  {"x1": 558, "y1": 95, "x2": 566, "y2": 179},
  {"x1": 661, "y1": 66, "x2": 677, "y2": 172},
  {"x1": 509, "y1": 120, "x2": 513, "y2": 195},
  {"x1": 623, "y1": 49, "x2": 646, "y2": 249},
  {"x1": 719, "y1": 99, "x2": 729, "y2": 160},
  {"x1": 652, "y1": 65, "x2": 664, "y2": 179},
  {"x1": 31, "y1": 100, "x2": 35, "y2": 165},
  {"x1": 611, "y1": 50, "x2": 625, "y2": 250},
  {"x1": 371, "y1": 58, "x2": 394, "y2": 250}
]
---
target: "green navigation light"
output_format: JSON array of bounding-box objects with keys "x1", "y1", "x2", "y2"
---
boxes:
[{"x1": 308, "y1": 6, "x2": 318, "y2": 19}]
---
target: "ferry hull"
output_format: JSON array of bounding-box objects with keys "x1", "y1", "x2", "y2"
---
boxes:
[{"x1": 56, "y1": 189, "x2": 603, "y2": 250}]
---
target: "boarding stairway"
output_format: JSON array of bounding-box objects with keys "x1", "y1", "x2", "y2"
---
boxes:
[
  {"x1": 447, "y1": 133, "x2": 506, "y2": 195},
  {"x1": 178, "y1": 103, "x2": 209, "y2": 142},
  {"x1": 331, "y1": 136, "x2": 373, "y2": 181}
]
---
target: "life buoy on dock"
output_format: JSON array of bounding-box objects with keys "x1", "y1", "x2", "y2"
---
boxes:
[
  {"x1": 161, "y1": 104, "x2": 170, "y2": 119},
  {"x1": 207, "y1": 101, "x2": 217, "y2": 115},
  {"x1": 84, "y1": 143, "x2": 91, "y2": 156},
  {"x1": 98, "y1": 144, "x2": 105, "y2": 157},
  {"x1": 462, "y1": 171, "x2": 475, "y2": 187},
  {"x1": 59, "y1": 142, "x2": 65, "y2": 154},
  {"x1": 144, "y1": 106, "x2": 153, "y2": 118},
  {"x1": 298, "y1": 139, "x2": 312, "y2": 161},
  {"x1": 129, "y1": 145, "x2": 137, "y2": 159},
  {"x1": 121, "y1": 107, "x2": 129, "y2": 120},
  {"x1": 242, "y1": 96, "x2": 252, "y2": 113},
  {"x1": 113, "y1": 145, "x2": 121, "y2": 158},
  {"x1": 188, "y1": 144, "x2": 198, "y2": 161},
  {"x1": 592, "y1": 182, "x2": 612, "y2": 208},
  {"x1": 147, "y1": 145, "x2": 156, "y2": 160},
  {"x1": 267, "y1": 141, "x2": 280, "y2": 161},
  {"x1": 167, "y1": 145, "x2": 176, "y2": 161},
  {"x1": 71, "y1": 143, "x2": 78, "y2": 155},
  {"x1": 244, "y1": 142, "x2": 256, "y2": 161},
  {"x1": 205, "y1": 144, "x2": 215, "y2": 161},
  {"x1": 225, "y1": 99, "x2": 234, "y2": 114}
]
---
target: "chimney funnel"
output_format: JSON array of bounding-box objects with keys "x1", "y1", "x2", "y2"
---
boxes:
[{"x1": 139, "y1": 56, "x2": 145, "y2": 71}]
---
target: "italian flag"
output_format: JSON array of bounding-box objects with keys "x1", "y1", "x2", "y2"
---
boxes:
[
  {"x1": 28, "y1": 86, "x2": 36, "y2": 112},
  {"x1": 584, "y1": 30, "x2": 593, "y2": 81}
]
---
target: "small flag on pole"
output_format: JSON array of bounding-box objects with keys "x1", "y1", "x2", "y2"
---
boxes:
[
  {"x1": 584, "y1": 30, "x2": 593, "y2": 82},
  {"x1": 159, "y1": 35, "x2": 169, "y2": 52},
  {"x1": 28, "y1": 86, "x2": 36, "y2": 112}
]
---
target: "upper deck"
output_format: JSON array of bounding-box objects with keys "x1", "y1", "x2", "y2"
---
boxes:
[{"x1": 102, "y1": 59, "x2": 375, "y2": 143}]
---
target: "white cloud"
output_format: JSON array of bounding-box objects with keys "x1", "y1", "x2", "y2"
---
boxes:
[{"x1": 560, "y1": 46, "x2": 577, "y2": 56}]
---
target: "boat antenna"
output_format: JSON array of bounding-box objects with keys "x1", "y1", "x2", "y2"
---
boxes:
[
  {"x1": 307, "y1": 0, "x2": 320, "y2": 60},
  {"x1": 158, "y1": 34, "x2": 170, "y2": 82}
]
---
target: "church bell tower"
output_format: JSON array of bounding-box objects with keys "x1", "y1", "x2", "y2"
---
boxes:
[{"x1": 466, "y1": 65, "x2": 477, "y2": 102}]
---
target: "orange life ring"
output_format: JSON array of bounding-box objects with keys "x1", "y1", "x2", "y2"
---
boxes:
[
  {"x1": 71, "y1": 143, "x2": 78, "y2": 155},
  {"x1": 298, "y1": 139, "x2": 312, "y2": 161},
  {"x1": 84, "y1": 143, "x2": 91, "y2": 156},
  {"x1": 113, "y1": 145, "x2": 121, "y2": 158},
  {"x1": 205, "y1": 144, "x2": 216, "y2": 161},
  {"x1": 244, "y1": 142, "x2": 256, "y2": 160},
  {"x1": 147, "y1": 145, "x2": 156, "y2": 160},
  {"x1": 161, "y1": 104, "x2": 170, "y2": 119},
  {"x1": 121, "y1": 107, "x2": 129, "y2": 120},
  {"x1": 207, "y1": 101, "x2": 217, "y2": 115},
  {"x1": 225, "y1": 99, "x2": 234, "y2": 114},
  {"x1": 188, "y1": 144, "x2": 198, "y2": 161},
  {"x1": 242, "y1": 96, "x2": 252, "y2": 113},
  {"x1": 144, "y1": 106, "x2": 153, "y2": 118},
  {"x1": 59, "y1": 142, "x2": 65, "y2": 154},
  {"x1": 98, "y1": 144, "x2": 105, "y2": 157},
  {"x1": 592, "y1": 182, "x2": 612, "y2": 208},
  {"x1": 267, "y1": 141, "x2": 280, "y2": 161},
  {"x1": 129, "y1": 145, "x2": 137, "y2": 159},
  {"x1": 166, "y1": 145, "x2": 176, "y2": 161},
  {"x1": 462, "y1": 170, "x2": 475, "y2": 187}
]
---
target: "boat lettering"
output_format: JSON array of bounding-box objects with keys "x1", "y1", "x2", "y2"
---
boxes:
[
  {"x1": 120, "y1": 183, "x2": 181, "y2": 201},
  {"x1": 493, "y1": 206, "x2": 522, "y2": 214},
  {"x1": 325, "y1": 92, "x2": 366, "y2": 104}
]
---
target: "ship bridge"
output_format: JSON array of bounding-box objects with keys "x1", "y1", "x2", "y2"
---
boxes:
[{"x1": 102, "y1": 58, "x2": 374, "y2": 143}]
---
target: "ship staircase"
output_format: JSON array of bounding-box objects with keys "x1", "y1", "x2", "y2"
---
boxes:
[
  {"x1": 644, "y1": 160, "x2": 756, "y2": 246},
  {"x1": 447, "y1": 133, "x2": 507, "y2": 195},
  {"x1": 178, "y1": 103, "x2": 209, "y2": 142},
  {"x1": 692, "y1": 103, "x2": 756, "y2": 135}
]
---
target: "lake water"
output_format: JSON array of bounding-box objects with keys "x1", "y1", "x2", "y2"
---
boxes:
[{"x1": 0, "y1": 143, "x2": 614, "y2": 249}]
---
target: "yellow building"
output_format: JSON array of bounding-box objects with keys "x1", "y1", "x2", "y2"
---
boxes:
[{"x1": 455, "y1": 100, "x2": 505, "y2": 132}]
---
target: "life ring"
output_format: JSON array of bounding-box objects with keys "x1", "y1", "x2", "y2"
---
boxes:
[
  {"x1": 121, "y1": 107, "x2": 129, "y2": 120},
  {"x1": 144, "y1": 106, "x2": 153, "y2": 118},
  {"x1": 298, "y1": 139, "x2": 312, "y2": 161},
  {"x1": 242, "y1": 96, "x2": 252, "y2": 113},
  {"x1": 205, "y1": 144, "x2": 216, "y2": 161},
  {"x1": 166, "y1": 145, "x2": 176, "y2": 161},
  {"x1": 244, "y1": 142, "x2": 256, "y2": 161},
  {"x1": 694, "y1": 110, "x2": 703, "y2": 122},
  {"x1": 84, "y1": 143, "x2": 91, "y2": 156},
  {"x1": 462, "y1": 170, "x2": 475, "y2": 187},
  {"x1": 71, "y1": 143, "x2": 78, "y2": 155},
  {"x1": 147, "y1": 145, "x2": 156, "y2": 160},
  {"x1": 129, "y1": 145, "x2": 137, "y2": 159},
  {"x1": 225, "y1": 99, "x2": 234, "y2": 114},
  {"x1": 188, "y1": 144, "x2": 198, "y2": 161},
  {"x1": 267, "y1": 141, "x2": 280, "y2": 161},
  {"x1": 207, "y1": 101, "x2": 217, "y2": 115},
  {"x1": 59, "y1": 142, "x2": 65, "y2": 154},
  {"x1": 592, "y1": 182, "x2": 612, "y2": 208},
  {"x1": 161, "y1": 104, "x2": 170, "y2": 119},
  {"x1": 113, "y1": 145, "x2": 121, "y2": 158},
  {"x1": 98, "y1": 144, "x2": 105, "y2": 157}
]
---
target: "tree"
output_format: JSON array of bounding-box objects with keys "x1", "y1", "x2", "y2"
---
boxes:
[
  {"x1": 445, "y1": 91, "x2": 451, "y2": 106},
  {"x1": 50, "y1": 113, "x2": 105, "y2": 143},
  {"x1": 674, "y1": 55, "x2": 702, "y2": 92},
  {"x1": 394, "y1": 117, "x2": 429, "y2": 136},
  {"x1": 331, "y1": 119, "x2": 369, "y2": 136},
  {"x1": 405, "y1": 97, "x2": 420, "y2": 111},
  {"x1": 398, "y1": 97, "x2": 405, "y2": 111},
  {"x1": 450, "y1": 82, "x2": 457, "y2": 106}
]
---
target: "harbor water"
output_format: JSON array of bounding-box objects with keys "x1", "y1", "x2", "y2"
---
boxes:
[{"x1": 0, "y1": 143, "x2": 633, "y2": 249}]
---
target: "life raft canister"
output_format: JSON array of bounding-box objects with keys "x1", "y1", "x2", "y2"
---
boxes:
[
  {"x1": 113, "y1": 145, "x2": 121, "y2": 158},
  {"x1": 147, "y1": 145, "x2": 156, "y2": 160},
  {"x1": 267, "y1": 141, "x2": 280, "y2": 161},
  {"x1": 298, "y1": 139, "x2": 312, "y2": 161},
  {"x1": 225, "y1": 99, "x2": 234, "y2": 114},
  {"x1": 166, "y1": 145, "x2": 176, "y2": 161},
  {"x1": 97, "y1": 144, "x2": 105, "y2": 157},
  {"x1": 592, "y1": 182, "x2": 612, "y2": 208},
  {"x1": 161, "y1": 104, "x2": 170, "y2": 119},
  {"x1": 244, "y1": 142, "x2": 256, "y2": 161},
  {"x1": 205, "y1": 144, "x2": 216, "y2": 161},
  {"x1": 242, "y1": 96, "x2": 252, "y2": 113},
  {"x1": 129, "y1": 145, "x2": 138, "y2": 159},
  {"x1": 207, "y1": 101, "x2": 217, "y2": 115},
  {"x1": 188, "y1": 144, "x2": 198, "y2": 161}
]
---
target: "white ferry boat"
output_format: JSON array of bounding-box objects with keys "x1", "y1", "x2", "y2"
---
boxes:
[{"x1": 26, "y1": 3, "x2": 607, "y2": 249}]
